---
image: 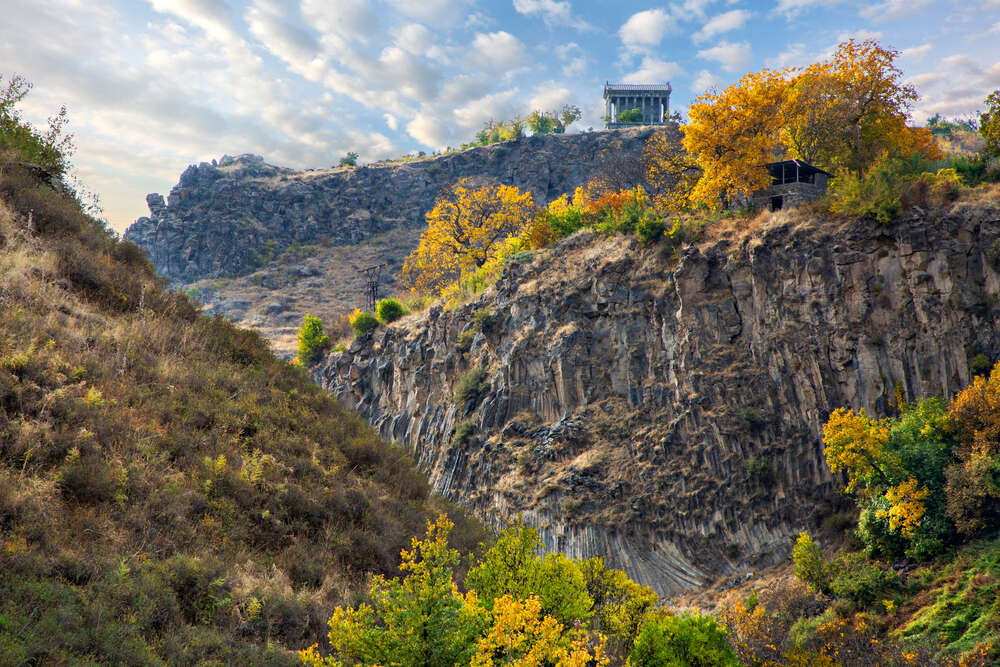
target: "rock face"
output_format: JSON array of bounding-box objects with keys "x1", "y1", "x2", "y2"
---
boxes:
[
  {"x1": 318, "y1": 200, "x2": 1000, "y2": 596},
  {"x1": 124, "y1": 130, "x2": 654, "y2": 282}
]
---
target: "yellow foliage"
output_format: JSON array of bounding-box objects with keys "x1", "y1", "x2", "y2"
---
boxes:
[
  {"x1": 822, "y1": 407, "x2": 892, "y2": 494},
  {"x1": 879, "y1": 476, "x2": 930, "y2": 538},
  {"x1": 471, "y1": 595, "x2": 608, "y2": 667},
  {"x1": 643, "y1": 129, "x2": 701, "y2": 212},
  {"x1": 400, "y1": 180, "x2": 536, "y2": 295}
]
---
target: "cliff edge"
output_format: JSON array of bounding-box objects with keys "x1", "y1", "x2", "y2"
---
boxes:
[{"x1": 318, "y1": 196, "x2": 1000, "y2": 596}]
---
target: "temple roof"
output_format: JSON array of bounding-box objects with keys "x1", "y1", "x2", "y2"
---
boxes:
[{"x1": 604, "y1": 82, "x2": 672, "y2": 95}]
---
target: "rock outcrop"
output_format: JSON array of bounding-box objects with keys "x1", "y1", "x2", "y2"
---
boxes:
[
  {"x1": 318, "y1": 199, "x2": 1000, "y2": 595},
  {"x1": 124, "y1": 129, "x2": 654, "y2": 282}
]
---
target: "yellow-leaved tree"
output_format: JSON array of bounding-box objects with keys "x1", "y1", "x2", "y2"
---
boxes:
[
  {"x1": 660, "y1": 39, "x2": 942, "y2": 211},
  {"x1": 682, "y1": 67, "x2": 791, "y2": 208},
  {"x1": 400, "y1": 179, "x2": 536, "y2": 294}
]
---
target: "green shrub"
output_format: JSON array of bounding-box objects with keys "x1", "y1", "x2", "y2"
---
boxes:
[
  {"x1": 454, "y1": 365, "x2": 489, "y2": 411},
  {"x1": 455, "y1": 329, "x2": 475, "y2": 353},
  {"x1": 792, "y1": 532, "x2": 832, "y2": 595},
  {"x1": 637, "y1": 217, "x2": 664, "y2": 245},
  {"x1": 349, "y1": 309, "x2": 379, "y2": 338},
  {"x1": 0, "y1": 74, "x2": 74, "y2": 176},
  {"x1": 451, "y1": 418, "x2": 476, "y2": 447},
  {"x1": 376, "y1": 298, "x2": 407, "y2": 323},
  {"x1": 472, "y1": 308, "x2": 498, "y2": 334},
  {"x1": 56, "y1": 453, "x2": 118, "y2": 505},
  {"x1": 829, "y1": 552, "x2": 899, "y2": 609},
  {"x1": 629, "y1": 611, "x2": 739, "y2": 667},
  {"x1": 295, "y1": 313, "x2": 330, "y2": 365}
]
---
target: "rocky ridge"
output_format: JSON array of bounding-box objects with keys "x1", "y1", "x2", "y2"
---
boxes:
[
  {"x1": 124, "y1": 129, "x2": 654, "y2": 283},
  {"x1": 318, "y1": 198, "x2": 1000, "y2": 596}
]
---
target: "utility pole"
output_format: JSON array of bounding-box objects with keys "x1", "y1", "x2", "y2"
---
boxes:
[{"x1": 361, "y1": 264, "x2": 386, "y2": 312}]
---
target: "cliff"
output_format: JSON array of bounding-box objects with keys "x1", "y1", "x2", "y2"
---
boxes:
[
  {"x1": 123, "y1": 129, "x2": 654, "y2": 283},
  {"x1": 317, "y1": 197, "x2": 1000, "y2": 596}
]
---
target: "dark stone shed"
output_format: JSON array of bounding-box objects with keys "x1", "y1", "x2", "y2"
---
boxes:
[{"x1": 752, "y1": 159, "x2": 834, "y2": 211}]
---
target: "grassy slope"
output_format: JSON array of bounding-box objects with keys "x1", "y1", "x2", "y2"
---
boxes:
[{"x1": 0, "y1": 161, "x2": 483, "y2": 665}]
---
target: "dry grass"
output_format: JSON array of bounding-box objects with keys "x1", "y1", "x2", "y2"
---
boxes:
[{"x1": 0, "y1": 163, "x2": 485, "y2": 664}]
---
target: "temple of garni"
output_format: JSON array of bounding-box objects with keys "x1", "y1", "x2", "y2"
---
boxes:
[{"x1": 603, "y1": 82, "x2": 672, "y2": 129}]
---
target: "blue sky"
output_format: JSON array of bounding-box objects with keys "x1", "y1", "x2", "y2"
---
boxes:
[{"x1": 2, "y1": 0, "x2": 999, "y2": 232}]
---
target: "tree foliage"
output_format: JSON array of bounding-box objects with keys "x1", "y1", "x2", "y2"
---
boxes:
[
  {"x1": 0, "y1": 72, "x2": 75, "y2": 175},
  {"x1": 300, "y1": 515, "x2": 487, "y2": 667},
  {"x1": 629, "y1": 611, "x2": 739, "y2": 667},
  {"x1": 526, "y1": 105, "x2": 582, "y2": 136},
  {"x1": 338, "y1": 151, "x2": 359, "y2": 167},
  {"x1": 981, "y1": 90, "x2": 1000, "y2": 158},
  {"x1": 400, "y1": 180, "x2": 536, "y2": 294},
  {"x1": 669, "y1": 39, "x2": 940, "y2": 211},
  {"x1": 295, "y1": 313, "x2": 330, "y2": 365}
]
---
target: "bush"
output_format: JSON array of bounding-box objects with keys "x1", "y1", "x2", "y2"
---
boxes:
[
  {"x1": 637, "y1": 217, "x2": 664, "y2": 245},
  {"x1": 451, "y1": 418, "x2": 476, "y2": 447},
  {"x1": 295, "y1": 313, "x2": 330, "y2": 365},
  {"x1": 454, "y1": 366, "x2": 489, "y2": 411},
  {"x1": 375, "y1": 298, "x2": 407, "y2": 324},
  {"x1": 792, "y1": 532, "x2": 832, "y2": 595},
  {"x1": 348, "y1": 309, "x2": 379, "y2": 338},
  {"x1": 455, "y1": 329, "x2": 476, "y2": 353},
  {"x1": 56, "y1": 454, "x2": 119, "y2": 505},
  {"x1": 472, "y1": 308, "x2": 498, "y2": 334},
  {"x1": 828, "y1": 552, "x2": 899, "y2": 609},
  {"x1": 629, "y1": 611, "x2": 739, "y2": 667}
]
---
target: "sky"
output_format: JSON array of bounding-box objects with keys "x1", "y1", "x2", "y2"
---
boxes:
[{"x1": 2, "y1": 0, "x2": 999, "y2": 233}]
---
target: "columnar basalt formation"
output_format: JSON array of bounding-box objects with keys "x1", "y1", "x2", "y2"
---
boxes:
[
  {"x1": 124, "y1": 129, "x2": 655, "y2": 282},
  {"x1": 318, "y1": 200, "x2": 1000, "y2": 595}
]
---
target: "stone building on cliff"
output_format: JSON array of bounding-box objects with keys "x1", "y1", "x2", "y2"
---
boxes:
[{"x1": 752, "y1": 159, "x2": 833, "y2": 211}]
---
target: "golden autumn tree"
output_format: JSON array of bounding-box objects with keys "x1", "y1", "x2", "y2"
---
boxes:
[
  {"x1": 400, "y1": 180, "x2": 536, "y2": 294},
  {"x1": 655, "y1": 39, "x2": 941, "y2": 211},
  {"x1": 643, "y1": 126, "x2": 702, "y2": 211},
  {"x1": 681, "y1": 67, "x2": 790, "y2": 208}
]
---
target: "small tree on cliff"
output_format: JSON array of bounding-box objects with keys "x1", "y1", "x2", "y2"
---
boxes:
[
  {"x1": 400, "y1": 180, "x2": 536, "y2": 294},
  {"x1": 296, "y1": 313, "x2": 330, "y2": 365},
  {"x1": 981, "y1": 89, "x2": 1000, "y2": 158}
]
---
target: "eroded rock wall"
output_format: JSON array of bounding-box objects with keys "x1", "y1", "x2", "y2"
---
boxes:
[
  {"x1": 318, "y1": 200, "x2": 1000, "y2": 595},
  {"x1": 124, "y1": 129, "x2": 654, "y2": 282}
]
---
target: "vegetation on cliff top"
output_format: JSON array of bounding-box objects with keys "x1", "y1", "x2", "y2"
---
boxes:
[{"x1": 0, "y1": 80, "x2": 484, "y2": 663}]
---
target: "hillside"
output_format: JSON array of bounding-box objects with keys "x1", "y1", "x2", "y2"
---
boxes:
[
  {"x1": 0, "y1": 160, "x2": 483, "y2": 664},
  {"x1": 319, "y1": 192, "x2": 1000, "y2": 597},
  {"x1": 122, "y1": 129, "x2": 654, "y2": 357}
]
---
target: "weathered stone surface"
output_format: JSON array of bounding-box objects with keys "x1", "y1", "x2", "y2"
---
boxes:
[
  {"x1": 123, "y1": 130, "x2": 654, "y2": 282},
  {"x1": 317, "y1": 199, "x2": 1000, "y2": 596}
]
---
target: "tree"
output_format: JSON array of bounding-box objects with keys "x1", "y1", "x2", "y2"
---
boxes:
[
  {"x1": 981, "y1": 89, "x2": 1000, "y2": 157},
  {"x1": 470, "y1": 596, "x2": 607, "y2": 667},
  {"x1": 643, "y1": 121, "x2": 701, "y2": 211},
  {"x1": 295, "y1": 313, "x2": 330, "y2": 365},
  {"x1": 300, "y1": 515, "x2": 488, "y2": 667},
  {"x1": 0, "y1": 73, "x2": 74, "y2": 176},
  {"x1": 792, "y1": 532, "x2": 831, "y2": 594},
  {"x1": 400, "y1": 180, "x2": 536, "y2": 294},
  {"x1": 616, "y1": 108, "x2": 643, "y2": 123},
  {"x1": 338, "y1": 151, "x2": 359, "y2": 167},
  {"x1": 682, "y1": 68, "x2": 790, "y2": 208},
  {"x1": 580, "y1": 557, "x2": 659, "y2": 657},
  {"x1": 376, "y1": 298, "x2": 407, "y2": 323},
  {"x1": 629, "y1": 612, "x2": 739, "y2": 667},
  {"x1": 465, "y1": 521, "x2": 594, "y2": 627}
]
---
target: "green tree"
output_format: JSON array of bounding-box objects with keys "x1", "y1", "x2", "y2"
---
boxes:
[
  {"x1": 580, "y1": 557, "x2": 659, "y2": 657},
  {"x1": 0, "y1": 73, "x2": 74, "y2": 175},
  {"x1": 525, "y1": 105, "x2": 582, "y2": 136},
  {"x1": 629, "y1": 612, "x2": 740, "y2": 667},
  {"x1": 295, "y1": 313, "x2": 330, "y2": 365},
  {"x1": 792, "y1": 532, "x2": 831, "y2": 594},
  {"x1": 376, "y1": 298, "x2": 407, "y2": 323},
  {"x1": 616, "y1": 108, "x2": 643, "y2": 123},
  {"x1": 338, "y1": 151, "x2": 359, "y2": 167},
  {"x1": 348, "y1": 309, "x2": 379, "y2": 337},
  {"x1": 981, "y1": 89, "x2": 1000, "y2": 158},
  {"x1": 300, "y1": 515, "x2": 487, "y2": 667},
  {"x1": 465, "y1": 521, "x2": 594, "y2": 626}
]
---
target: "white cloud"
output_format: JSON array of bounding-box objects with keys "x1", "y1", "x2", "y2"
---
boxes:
[
  {"x1": 619, "y1": 9, "x2": 673, "y2": 51},
  {"x1": 773, "y1": 0, "x2": 844, "y2": 20},
  {"x1": 696, "y1": 40, "x2": 751, "y2": 72},
  {"x1": 860, "y1": 0, "x2": 932, "y2": 21},
  {"x1": 406, "y1": 113, "x2": 451, "y2": 147},
  {"x1": 470, "y1": 31, "x2": 529, "y2": 71},
  {"x1": 555, "y1": 42, "x2": 587, "y2": 77},
  {"x1": 623, "y1": 57, "x2": 683, "y2": 82},
  {"x1": 692, "y1": 69, "x2": 724, "y2": 92},
  {"x1": 692, "y1": 9, "x2": 751, "y2": 43},
  {"x1": 768, "y1": 42, "x2": 806, "y2": 67},
  {"x1": 384, "y1": 113, "x2": 399, "y2": 130},
  {"x1": 526, "y1": 82, "x2": 573, "y2": 112},
  {"x1": 902, "y1": 43, "x2": 933, "y2": 60},
  {"x1": 835, "y1": 28, "x2": 883, "y2": 43},
  {"x1": 512, "y1": 0, "x2": 592, "y2": 30},
  {"x1": 395, "y1": 23, "x2": 435, "y2": 56}
]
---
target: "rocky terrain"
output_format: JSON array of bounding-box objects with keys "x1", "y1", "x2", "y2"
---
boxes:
[
  {"x1": 124, "y1": 128, "x2": 653, "y2": 356},
  {"x1": 318, "y1": 197, "x2": 1000, "y2": 596}
]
